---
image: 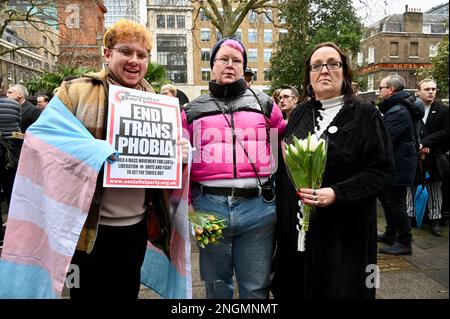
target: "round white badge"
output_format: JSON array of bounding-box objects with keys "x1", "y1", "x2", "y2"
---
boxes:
[{"x1": 328, "y1": 126, "x2": 338, "y2": 134}]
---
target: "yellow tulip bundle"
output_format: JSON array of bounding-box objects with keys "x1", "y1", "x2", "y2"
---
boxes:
[{"x1": 188, "y1": 211, "x2": 227, "y2": 248}]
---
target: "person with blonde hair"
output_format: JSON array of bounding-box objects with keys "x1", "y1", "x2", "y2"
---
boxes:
[{"x1": 160, "y1": 83, "x2": 177, "y2": 97}]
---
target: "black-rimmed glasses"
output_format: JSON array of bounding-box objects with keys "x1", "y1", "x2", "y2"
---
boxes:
[{"x1": 309, "y1": 61, "x2": 343, "y2": 72}]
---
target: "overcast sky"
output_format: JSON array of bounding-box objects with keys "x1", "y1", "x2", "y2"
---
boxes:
[{"x1": 353, "y1": 0, "x2": 447, "y2": 25}]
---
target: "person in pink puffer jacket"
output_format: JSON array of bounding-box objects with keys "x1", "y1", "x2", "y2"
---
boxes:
[{"x1": 182, "y1": 37, "x2": 285, "y2": 299}]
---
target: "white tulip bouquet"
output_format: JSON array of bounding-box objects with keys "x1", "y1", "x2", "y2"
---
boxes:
[{"x1": 284, "y1": 133, "x2": 328, "y2": 251}]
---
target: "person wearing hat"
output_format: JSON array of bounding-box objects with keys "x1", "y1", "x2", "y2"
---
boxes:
[
  {"x1": 182, "y1": 37, "x2": 285, "y2": 299},
  {"x1": 244, "y1": 67, "x2": 254, "y2": 88}
]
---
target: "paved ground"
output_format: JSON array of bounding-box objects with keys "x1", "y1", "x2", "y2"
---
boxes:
[
  {"x1": 1, "y1": 201, "x2": 448, "y2": 299},
  {"x1": 139, "y1": 204, "x2": 449, "y2": 299}
]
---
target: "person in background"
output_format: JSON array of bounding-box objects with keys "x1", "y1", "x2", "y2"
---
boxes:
[
  {"x1": 6, "y1": 84, "x2": 41, "y2": 132},
  {"x1": 272, "y1": 42, "x2": 393, "y2": 299},
  {"x1": 36, "y1": 95, "x2": 50, "y2": 110},
  {"x1": 406, "y1": 79, "x2": 449, "y2": 236},
  {"x1": 160, "y1": 83, "x2": 177, "y2": 97},
  {"x1": 244, "y1": 67, "x2": 254, "y2": 88},
  {"x1": 377, "y1": 75, "x2": 424, "y2": 255},
  {"x1": 0, "y1": 75, "x2": 21, "y2": 247},
  {"x1": 352, "y1": 82, "x2": 360, "y2": 94},
  {"x1": 183, "y1": 37, "x2": 285, "y2": 299},
  {"x1": 277, "y1": 85, "x2": 299, "y2": 122},
  {"x1": 272, "y1": 88, "x2": 281, "y2": 106}
]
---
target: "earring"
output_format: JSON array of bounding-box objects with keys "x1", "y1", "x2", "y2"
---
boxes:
[{"x1": 307, "y1": 84, "x2": 314, "y2": 97}]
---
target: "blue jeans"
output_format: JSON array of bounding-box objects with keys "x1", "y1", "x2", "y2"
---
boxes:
[{"x1": 191, "y1": 185, "x2": 276, "y2": 299}]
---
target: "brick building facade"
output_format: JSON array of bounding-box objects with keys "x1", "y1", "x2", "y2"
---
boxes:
[
  {"x1": 354, "y1": 3, "x2": 448, "y2": 92},
  {"x1": 57, "y1": 0, "x2": 107, "y2": 68}
]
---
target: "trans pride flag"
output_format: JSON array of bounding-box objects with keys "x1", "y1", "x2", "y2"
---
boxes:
[
  {"x1": 0, "y1": 95, "x2": 192, "y2": 299},
  {"x1": 0, "y1": 96, "x2": 117, "y2": 298},
  {"x1": 141, "y1": 161, "x2": 192, "y2": 299}
]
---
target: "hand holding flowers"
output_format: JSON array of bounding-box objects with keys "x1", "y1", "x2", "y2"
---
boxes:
[
  {"x1": 284, "y1": 133, "x2": 327, "y2": 251},
  {"x1": 188, "y1": 211, "x2": 227, "y2": 248}
]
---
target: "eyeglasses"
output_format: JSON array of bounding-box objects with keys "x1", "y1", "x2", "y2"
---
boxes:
[
  {"x1": 214, "y1": 57, "x2": 243, "y2": 67},
  {"x1": 379, "y1": 86, "x2": 388, "y2": 91},
  {"x1": 111, "y1": 47, "x2": 150, "y2": 62},
  {"x1": 279, "y1": 95, "x2": 294, "y2": 100},
  {"x1": 309, "y1": 61, "x2": 343, "y2": 72}
]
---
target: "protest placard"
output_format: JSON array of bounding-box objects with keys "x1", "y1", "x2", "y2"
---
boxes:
[{"x1": 103, "y1": 85, "x2": 182, "y2": 188}]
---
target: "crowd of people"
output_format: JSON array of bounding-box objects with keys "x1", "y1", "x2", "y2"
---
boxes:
[{"x1": 0, "y1": 19, "x2": 448, "y2": 300}]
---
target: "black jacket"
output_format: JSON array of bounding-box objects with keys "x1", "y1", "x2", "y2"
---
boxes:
[
  {"x1": 379, "y1": 90, "x2": 425, "y2": 186},
  {"x1": 0, "y1": 96, "x2": 21, "y2": 136},
  {"x1": 273, "y1": 97, "x2": 394, "y2": 299},
  {"x1": 420, "y1": 100, "x2": 449, "y2": 180},
  {"x1": 20, "y1": 100, "x2": 41, "y2": 133}
]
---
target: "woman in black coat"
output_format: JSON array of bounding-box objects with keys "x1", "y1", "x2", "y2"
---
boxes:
[{"x1": 271, "y1": 42, "x2": 394, "y2": 299}]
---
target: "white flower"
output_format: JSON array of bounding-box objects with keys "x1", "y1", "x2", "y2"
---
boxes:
[{"x1": 290, "y1": 144, "x2": 299, "y2": 156}]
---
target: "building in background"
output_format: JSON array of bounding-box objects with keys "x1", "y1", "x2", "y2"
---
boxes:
[
  {"x1": 354, "y1": 2, "x2": 449, "y2": 92},
  {"x1": 104, "y1": 0, "x2": 146, "y2": 28},
  {"x1": 147, "y1": 0, "x2": 193, "y2": 96},
  {"x1": 0, "y1": 2, "x2": 59, "y2": 89},
  {"x1": 57, "y1": 0, "x2": 107, "y2": 68},
  {"x1": 145, "y1": 1, "x2": 283, "y2": 100}
]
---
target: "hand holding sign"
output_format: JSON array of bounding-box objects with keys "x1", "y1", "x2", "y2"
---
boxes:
[{"x1": 104, "y1": 85, "x2": 183, "y2": 188}]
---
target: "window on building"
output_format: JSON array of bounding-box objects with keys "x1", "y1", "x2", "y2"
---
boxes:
[
  {"x1": 200, "y1": 29, "x2": 211, "y2": 41},
  {"x1": 389, "y1": 42, "x2": 399, "y2": 57},
  {"x1": 201, "y1": 49, "x2": 210, "y2": 62},
  {"x1": 248, "y1": 10, "x2": 257, "y2": 23},
  {"x1": 410, "y1": 42, "x2": 419, "y2": 57},
  {"x1": 263, "y1": 10, "x2": 272, "y2": 23},
  {"x1": 176, "y1": 16, "x2": 185, "y2": 29},
  {"x1": 201, "y1": 68, "x2": 210, "y2": 82},
  {"x1": 200, "y1": 9, "x2": 209, "y2": 21},
  {"x1": 167, "y1": 15, "x2": 175, "y2": 28},
  {"x1": 264, "y1": 49, "x2": 272, "y2": 63},
  {"x1": 263, "y1": 30, "x2": 272, "y2": 43},
  {"x1": 166, "y1": 70, "x2": 187, "y2": 84},
  {"x1": 234, "y1": 29, "x2": 242, "y2": 42},
  {"x1": 157, "y1": 15, "x2": 165, "y2": 28},
  {"x1": 157, "y1": 34, "x2": 187, "y2": 84},
  {"x1": 410, "y1": 71, "x2": 417, "y2": 89},
  {"x1": 279, "y1": 29, "x2": 287, "y2": 40},
  {"x1": 357, "y1": 52, "x2": 363, "y2": 66},
  {"x1": 429, "y1": 44, "x2": 438, "y2": 57},
  {"x1": 7, "y1": 65, "x2": 13, "y2": 80},
  {"x1": 368, "y1": 47, "x2": 375, "y2": 64},
  {"x1": 368, "y1": 75, "x2": 374, "y2": 91},
  {"x1": 248, "y1": 29, "x2": 257, "y2": 43},
  {"x1": 264, "y1": 68, "x2": 271, "y2": 81},
  {"x1": 248, "y1": 49, "x2": 257, "y2": 63},
  {"x1": 155, "y1": 0, "x2": 188, "y2": 5},
  {"x1": 422, "y1": 24, "x2": 431, "y2": 33}
]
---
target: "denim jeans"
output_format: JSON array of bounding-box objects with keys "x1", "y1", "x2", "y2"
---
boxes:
[{"x1": 191, "y1": 184, "x2": 276, "y2": 299}]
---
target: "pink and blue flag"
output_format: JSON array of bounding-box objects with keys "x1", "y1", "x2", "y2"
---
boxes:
[
  {"x1": 0, "y1": 95, "x2": 192, "y2": 299},
  {"x1": 0, "y1": 96, "x2": 117, "y2": 298}
]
